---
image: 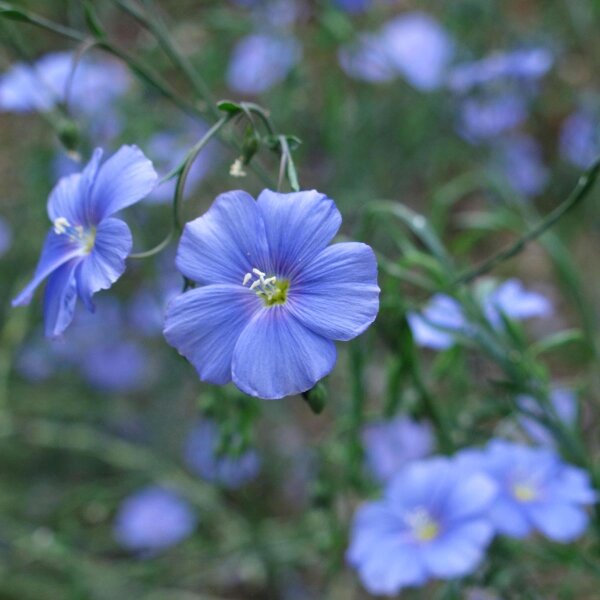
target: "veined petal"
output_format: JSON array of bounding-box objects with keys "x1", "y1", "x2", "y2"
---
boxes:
[
  {"x1": 287, "y1": 242, "x2": 379, "y2": 341},
  {"x1": 176, "y1": 190, "x2": 270, "y2": 285},
  {"x1": 164, "y1": 284, "x2": 261, "y2": 385},
  {"x1": 12, "y1": 231, "x2": 86, "y2": 307},
  {"x1": 76, "y1": 218, "x2": 132, "y2": 311},
  {"x1": 47, "y1": 173, "x2": 85, "y2": 225},
  {"x1": 89, "y1": 145, "x2": 157, "y2": 221},
  {"x1": 256, "y1": 189, "x2": 341, "y2": 277},
  {"x1": 231, "y1": 307, "x2": 336, "y2": 399},
  {"x1": 43, "y1": 259, "x2": 80, "y2": 337}
]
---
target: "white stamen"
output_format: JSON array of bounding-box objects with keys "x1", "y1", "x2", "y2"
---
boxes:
[
  {"x1": 53, "y1": 216, "x2": 70, "y2": 235},
  {"x1": 242, "y1": 273, "x2": 252, "y2": 286},
  {"x1": 249, "y1": 280, "x2": 261, "y2": 291},
  {"x1": 243, "y1": 267, "x2": 281, "y2": 301}
]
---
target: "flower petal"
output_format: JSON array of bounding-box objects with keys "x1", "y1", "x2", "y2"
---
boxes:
[
  {"x1": 12, "y1": 231, "x2": 85, "y2": 307},
  {"x1": 528, "y1": 502, "x2": 589, "y2": 542},
  {"x1": 89, "y1": 145, "x2": 157, "y2": 221},
  {"x1": 47, "y1": 173, "x2": 85, "y2": 225},
  {"x1": 43, "y1": 259, "x2": 80, "y2": 337},
  {"x1": 76, "y1": 218, "x2": 132, "y2": 311},
  {"x1": 489, "y1": 498, "x2": 531, "y2": 538},
  {"x1": 231, "y1": 306, "x2": 336, "y2": 399},
  {"x1": 443, "y1": 473, "x2": 497, "y2": 521},
  {"x1": 256, "y1": 189, "x2": 341, "y2": 277},
  {"x1": 164, "y1": 284, "x2": 261, "y2": 385},
  {"x1": 176, "y1": 190, "x2": 270, "y2": 285},
  {"x1": 287, "y1": 242, "x2": 379, "y2": 341}
]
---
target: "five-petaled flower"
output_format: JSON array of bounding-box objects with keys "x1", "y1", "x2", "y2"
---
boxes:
[
  {"x1": 163, "y1": 189, "x2": 380, "y2": 400},
  {"x1": 12, "y1": 146, "x2": 157, "y2": 337}
]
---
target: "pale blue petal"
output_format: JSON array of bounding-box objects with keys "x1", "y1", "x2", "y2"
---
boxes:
[
  {"x1": 549, "y1": 466, "x2": 597, "y2": 504},
  {"x1": 89, "y1": 145, "x2": 157, "y2": 221},
  {"x1": 528, "y1": 503, "x2": 589, "y2": 542},
  {"x1": 256, "y1": 189, "x2": 341, "y2": 277},
  {"x1": 43, "y1": 259, "x2": 80, "y2": 337},
  {"x1": 176, "y1": 190, "x2": 270, "y2": 285},
  {"x1": 489, "y1": 498, "x2": 531, "y2": 538},
  {"x1": 423, "y1": 520, "x2": 492, "y2": 578},
  {"x1": 287, "y1": 242, "x2": 379, "y2": 341},
  {"x1": 164, "y1": 284, "x2": 261, "y2": 385},
  {"x1": 231, "y1": 306, "x2": 336, "y2": 399},
  {"x1": 443, "y1": 473, "x2": 497, "y2": 521},
  {"x1": 46, "y1": 173, "x2": 85, "y2": 225},
  {"x1": 76, "y1": 218, "x2": 132, "y2": 311},
  {"x1": 12, "y1": 231, "x2": 85, "y2": 307}
]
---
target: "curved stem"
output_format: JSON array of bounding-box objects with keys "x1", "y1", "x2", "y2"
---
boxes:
[{"x1": 454, "y1": 158, "x2": 600, "y2": 286}]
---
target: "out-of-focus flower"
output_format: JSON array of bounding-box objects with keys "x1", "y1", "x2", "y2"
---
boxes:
[
  {"x1": 559, "y1": 110, "x2": 600, "y2": 169},
  {"x1": 466, "y1": 440, "x2": 596, "y2": 542},
  {"x1": 407, "y1": 294, "x2": 465, "y2": 351},
  {"x1": 164, "y1": 189, "x2": 379, "y2": 399},
  {"x1": 448, "y1": 48, "x2": 553, "y2": 93},
  {"x1": 334, "y1": 0, "x2": 371, "y2": 14},
  {"x1": 12, "y1": 146, "x2": 157, "y2": 337},
  {"x1": 338, "y1": 33, "x2": 397, "y2": 84},
  {"x1": 0, "y1": 51, "x2": 130, "y2": 114},
  {"x1": 347, "y1": 457, "x2": 497, "y2": 596},
  {"x1": 493, "y1": 134, "x2": 549, "y2": 198},
  {"x1": 146, "y1": 119, "x2": 220, "y2": 203},
  {"x1": 0, "y1": 216, "x2": 13, "y2": 257},
  {"x1": 362, "y1": 416, "x2": 434, "y2": 483},
  {"x1": 483, "y1": 278, "x2": 552, "y2": 326},
  {"x1": 183, "y1": 420, "x2": 261, "y2": 488},
  {"x1": 226, "y1": 33, "x2": 302, "y2": 94},
  {"x1": 380, "y1": 12, "x2": 454, "y2": 91},
  {"x1": 114, "y1": 486, "x2": 197, "y2": 552},
  {"x1": 517, "y1": 388, "x2": 577, "y2": 448},
  {"x1": 458, "y1": 92, "x2": 528, "y2": 143}
]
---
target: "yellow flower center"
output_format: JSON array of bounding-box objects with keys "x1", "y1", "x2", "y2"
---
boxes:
[
  {"x1": 53, "y1": 217, "x2": 95, "y2": 254},
  {"x1": 243, "y1": 268, "x2": 289, "y2": 307},
  {"x1": 406, "y1": 507, "x2": 440, "y2": 543}
]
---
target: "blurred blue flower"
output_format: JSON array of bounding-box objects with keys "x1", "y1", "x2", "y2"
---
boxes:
[
  {"x1": 407, "y1": 294, "x2": 465, "y2": 351},
  {"x1": 114, "y1": 486, "x2": 197, "y2": 553},
  {"x1": 0, "y1": 216, "x2": 13, "y2": 257},
  {"x1": 559, "y1": 110, "x2": 600, "y2": 169},
  {"x1": 334, "y1": 0, "x2": 371, "y2": 14},
  {"x1": 494, "y1": 134, "x2": 549, "y2": 198},
  {"x1": 0, "y1": 51, "x2": 130, "y2": 114},
  {"x1": 338, "y1": 33, "x2": 397, "y2": 84},
  {"x1": 483, "y1": 278, "x2": 552, "y2": 326},
  {"x1": 164, "y1": 189, "x2": 379, "y2": 399},
  {"x1": 380, "y1": 12, "x2": 454, "y2": 91},
  {"x1": 468, "y1": 440, "x2": 596, "y2": 542},
  {"x1": 226, "y1": 33, "x2": 302, "y2": 94},
  {"x1": 458, "y1": 92, "x2": 528, "y2": 143},
  {"x1": 448, "y1": 48, "x2": 553, "y2": 93},
  {"x1": 347, "y1": 457, "x2": 497, "y2": 595},
  {"x1": 12, "y1": 146, "x2": 157, "y2": 337},
  {"x1": 184, "y1": 420, "x2": 261, "y2": 488},
  {"x1": 146, "y1": 119, "x2": 220, "y2": 203},
  {"x1": 362, "y1": 415, "x2": 434, "y2": 483},
  {"x1": 517, "y1": 388, "x2": 577, "y2": 448}
]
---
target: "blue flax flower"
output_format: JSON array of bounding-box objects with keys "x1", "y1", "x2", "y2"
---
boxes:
[
  {"x1": 347, "y1": 457, "x2": 497, "y2": 596},
  {"x1": 12, "y1": 146, "x2": 158, "y2": 337},
  {"x1": 362, "y1": 415, "x2": 434, "y2": 483},
  {"x1": 164, "y1": 189, "x2": 379, "y2": 399},
  {"x1": 468, "y1": 440, "x2": 596, "y2": 542},
  {"x1": 184, "y1": 419, "x2": 261, "y2": 488},
  {"x1": 114, "y1": 486, "x2": 197, "y2": 553},
  {"x1": 560, "y1": 109, "x2": 600, "y2": 169}
]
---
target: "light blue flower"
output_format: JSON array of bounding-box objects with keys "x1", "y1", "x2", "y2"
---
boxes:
[
  {"x1": 164, "y1": 189, "x2": 379, "y2": 399},
  {"x1": 559, "y1": 109, "x2": 600, "y2": 169},
  {"x1": 517, "y1": 388, "x2": 577, "y2": 448},
  {"x1": 338, "y1": 33, "x2": 398, "y2": 84},
  {"x1": 114, "y1": 486, "x2": 197, "y2": 553},
  {"x1": 407, "y1": 294, "x2": 465, "y2": 350},
  {"x1": 493, "y1": 134, "x2": 549, "y2": 198},
  {"x1": 362, "y1": 416, "x2": 434, "y2": 483},
  {"x1": 12, "y1": 146, "x2": 158, "y2": 337},
  {"x1": 380, "y1": 12, "x2": 454, "y2": 91},
  {"x1": 483, "y1": 278, "x2": 552, "y2": 326},
  {"x1": 347, "y1": 457, "x2": 497, "y2": 596},
  {"x1": 458, "y1": 92, "x2": 528, "y2": 143},
  {"x1": 448, "y1": 48, "x2": 553, "y2": 93},
  {"x1": 226, "y1": 33, "x2": 302, "y2": 94},
  {"x1": 0, "y1": 216, "x2": 12, "y2": 257},
  {"x1": 184, "y1": 420, "x2": 261, "y2": 488},
  {"x1": 466, "y1": 440, "x2": 596, "y2": 542},
  {"x1": 0, "y1": 51, "x2": 130, "y2": 114},
  {"x1": 334, "y1": 0, "x2": 371, "y2": 14}
]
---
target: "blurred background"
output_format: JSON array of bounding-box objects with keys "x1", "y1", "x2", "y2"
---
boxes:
[{"x1": 1, "y1": 0, "x2": 600, "y2": 598}]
